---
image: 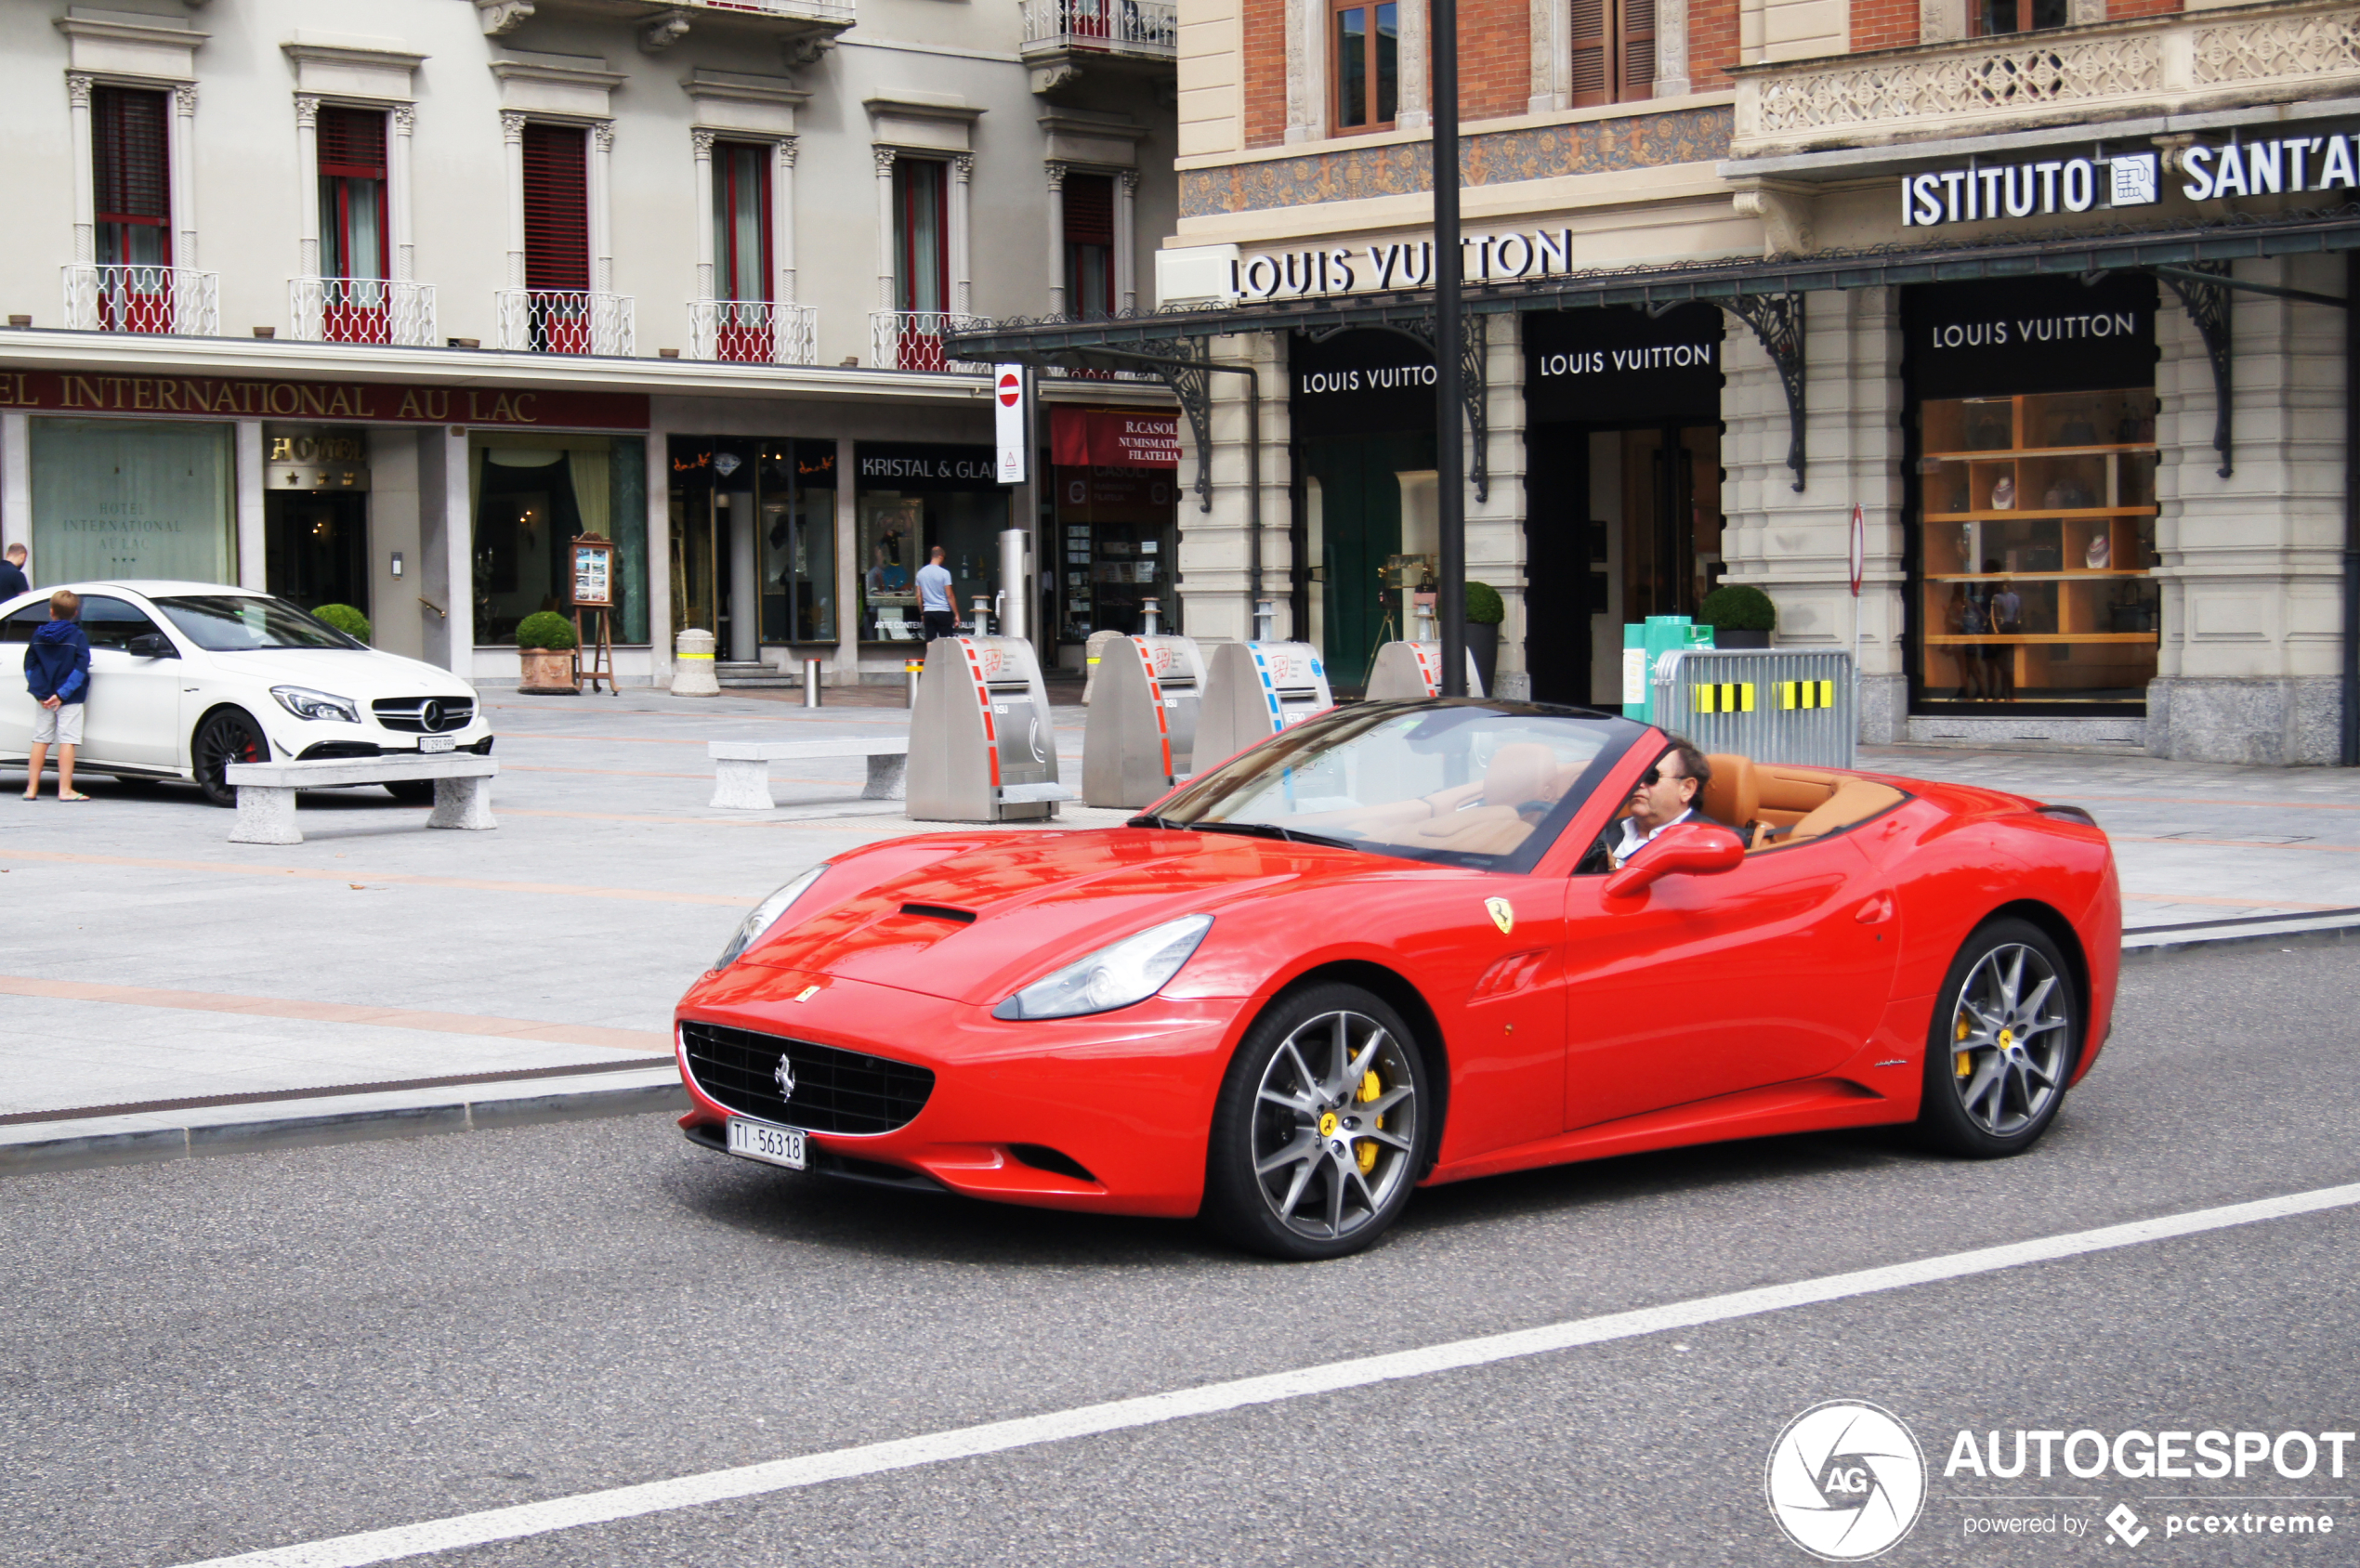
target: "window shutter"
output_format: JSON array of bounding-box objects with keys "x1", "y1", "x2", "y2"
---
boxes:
[
  {"x1": 1063, "y1": 175, "x2": 1115, "y2": 247},
  {"x1": 317, "y1": 107, "x2": 387, "y2": 178},
  {"x1": 1619, "y1": 0, "x2": 1658, "y2": 99},
  {"x1": 1567, "y1": 0, "x2": 1609, "y2": 108},
  {"x1": 94, "y1": 87, "x2": 170, "y2": 225},
  {"x1": 520, "y1": 123, "x2": 589, "y2": 293}
]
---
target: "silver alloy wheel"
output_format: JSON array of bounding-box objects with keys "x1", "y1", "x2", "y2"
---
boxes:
[
  {"x1": 1250, "y1": 1009, "x2": 1419, "y2": 1241},
  {"x1": 1947, "y1": 942, "x2": 2069, "y2": 1137}
]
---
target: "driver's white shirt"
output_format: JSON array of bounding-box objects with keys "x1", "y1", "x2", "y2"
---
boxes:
[{"x1": 1612, "y1": 806, "x2": 1695, "y2": 863}]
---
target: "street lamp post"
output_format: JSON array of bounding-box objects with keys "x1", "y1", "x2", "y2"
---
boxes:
[{"x1": 1432, "y1": 0, "x2": 1466, "y2": 696}]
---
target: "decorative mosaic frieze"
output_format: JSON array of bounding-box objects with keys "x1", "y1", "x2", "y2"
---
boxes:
[{"x1": 1179, "y1": 106, "x2": 1733, "y2": 218}]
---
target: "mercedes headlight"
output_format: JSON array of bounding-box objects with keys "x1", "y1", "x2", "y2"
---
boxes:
[
  {"x1": 715, "y1": 864, "x2": 830, "y2": 970},
  {"x1": 992, "y1": 914, "x2": 1213, "y2": 1021},
  {"x1": 271, "y1": 686, "x2": 360, "y2": 724}
]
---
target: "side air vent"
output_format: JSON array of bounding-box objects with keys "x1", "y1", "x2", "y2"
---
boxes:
[{"x1": 899, "y1": 903, "x2": 977, "y2": 924}]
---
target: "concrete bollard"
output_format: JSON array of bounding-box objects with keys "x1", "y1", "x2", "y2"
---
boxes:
[{"x1": 671, "y1": 628, "x2": 720, "y2": 697}]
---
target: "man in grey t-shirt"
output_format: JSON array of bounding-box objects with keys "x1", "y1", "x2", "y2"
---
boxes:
[{"x1": 916, "y1": 545, "x2": 956, "y2": 641}]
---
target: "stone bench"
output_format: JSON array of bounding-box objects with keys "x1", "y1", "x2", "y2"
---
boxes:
[
  {"x1": 709, "y1": 737, "x2": 910, "y2": 811},
  {"x1": 225, "y1": 755, "x2": 498, "y2": 845}
]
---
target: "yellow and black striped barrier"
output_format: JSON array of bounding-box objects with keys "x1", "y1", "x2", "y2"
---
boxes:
[
  {"x1": 1777, "y1": 680, "x2": 1837, "y2": 711},
  {"x1": 1692, "y1": 683, "x2": 1756, "y2": 713}
]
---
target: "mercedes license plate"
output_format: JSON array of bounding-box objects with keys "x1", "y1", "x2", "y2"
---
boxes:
[
  {"x1": 418, "y1": 735, "x2": 457, "y2": 754},
  {"x1": 726, "y1": 1117, "x2": 806, "y2": 1169}
]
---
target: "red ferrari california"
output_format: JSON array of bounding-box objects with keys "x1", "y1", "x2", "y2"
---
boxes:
[{"x1": 675, "y1": 699, "x2": 2119, "y2": 1260}]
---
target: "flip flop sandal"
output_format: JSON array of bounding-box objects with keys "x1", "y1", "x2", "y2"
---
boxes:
[{"x1": 59, "y1": 791, "x2": 91, "y2": 802}]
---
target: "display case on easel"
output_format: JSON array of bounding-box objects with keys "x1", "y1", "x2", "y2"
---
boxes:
[{"x1": 570, "y1": 534, "x2": 619, "y2": 695}]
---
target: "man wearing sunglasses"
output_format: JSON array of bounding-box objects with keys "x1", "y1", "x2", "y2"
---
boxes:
[{"x1": 1607, "y1": 739, "x2": 1721, "y2": 869}]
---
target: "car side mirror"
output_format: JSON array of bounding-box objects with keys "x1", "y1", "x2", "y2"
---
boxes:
[
  {"x1": 126, "y1": 633, "x2": 177, "y2": 660},
  {"x1": 1602, "y1": 822, "x2": 1746, "y2": 900}
]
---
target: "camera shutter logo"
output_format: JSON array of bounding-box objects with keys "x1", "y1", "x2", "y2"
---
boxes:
[{"x1": 1765, "y1": 1400, "x2": 1926, "y2": 1561}]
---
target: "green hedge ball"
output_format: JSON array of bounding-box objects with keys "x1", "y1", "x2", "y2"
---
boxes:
[
  {"x1": 515, "y1": 610, "x2": 580, "y2": 651},
  {"x1": 311, "y1": 603, "x2": 373, "y2": 643}
]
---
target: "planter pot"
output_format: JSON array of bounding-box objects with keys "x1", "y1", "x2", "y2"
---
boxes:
[
  {"x1": 1711, "y1": 628, "x2": 1771, "y2": 649},
  {"x1": 1464, "y1": 621, "x2": 1500, "y2": 694},
  {"x1": 518, "y1": 647, "x2": 580, "y2": 695}
]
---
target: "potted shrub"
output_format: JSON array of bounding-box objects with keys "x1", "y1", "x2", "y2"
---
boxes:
[
  {"x1": 1698, "y1": 583, "x2": 1776, "y2": 649},
  {"x1": 1463, "y1": 581, "x2": 1504, "y2": 694},
  {"x1": 311, "y1": 603, "x2": 372, "y2": 644},
  {"x1": 515, "y1": 611, "x2": 580, "y2": 694}
]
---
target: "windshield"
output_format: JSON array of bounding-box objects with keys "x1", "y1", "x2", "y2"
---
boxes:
[
  {"x1": 152, "y1": 595, "x2": 361, "y2": 652},
  {"x1": 1147, "y1": 700, "x2": 1638, "y2": 871}
]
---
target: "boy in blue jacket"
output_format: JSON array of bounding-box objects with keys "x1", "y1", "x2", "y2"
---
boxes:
[{"x1": 24, "y1": 588, "x2": 91, "y2": 801}]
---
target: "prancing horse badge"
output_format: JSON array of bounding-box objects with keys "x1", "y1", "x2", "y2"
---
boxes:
[{"x1": 1485, "y1": 896, "x2": 1514, "y2": 935}]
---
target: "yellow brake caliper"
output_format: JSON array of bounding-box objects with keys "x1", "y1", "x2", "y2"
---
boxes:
[
  {"x1": 1356, "y1": 1069, "x2": 1383, "y2": 1173},
  {"x1": 1955, "y1": 1014, "x2": 1973, "y2": 1078}
]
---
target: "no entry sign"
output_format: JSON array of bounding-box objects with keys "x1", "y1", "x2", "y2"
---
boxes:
[{"x1": 994, "y1": 365, "x2": 1028, "y2": 484}]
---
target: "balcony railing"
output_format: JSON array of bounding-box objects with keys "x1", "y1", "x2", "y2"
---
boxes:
[
  {"x1": 290, "y1": 278, "x2": 438, "y2": 347},
  {"x1": 688, "y1": 299, "x2": 819, "y2": 365},
  {"x1": 870, "y1": 309, "x2": 989, "y2": 372},
  {"x1": 1020, "y1": 0, "x2": 1177, "y2": 58},
  {"x1": 495, "y1": 289, "x2": 636, "y2": 356},
  {"x1": 61, "y1": 265, "x2": 219, "y2": 336},
  {"x1": 1732, "y1": 0, "x2": 2360, "y2": 156}
]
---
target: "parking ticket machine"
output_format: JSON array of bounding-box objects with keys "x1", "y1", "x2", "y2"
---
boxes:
[
  {"x1": 907, "y1": 635, "x2": 1075, "y2": 821},
  {"x1": 1082, "y1": 634, "x2": 1208, "y2": 808},
  {"x1": 1194, "y1": 640, "x2": 1334, "y2": 769},
  {"x1": 1364, "y1": 640, "x2": 1486, "y2": 701}
]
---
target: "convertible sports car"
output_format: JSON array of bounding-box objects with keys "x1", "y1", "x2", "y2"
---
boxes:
[{"x1": 675, "y1": 699, "x2": 2119, "y2": 1260}]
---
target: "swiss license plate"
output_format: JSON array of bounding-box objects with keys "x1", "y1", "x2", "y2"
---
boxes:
[
  {"x1": 418, "y1": 735, "x2": 457, "y2": 754},
  {"x1": 726, "y1": 1117, "x2": 806, "y2": 1169}
]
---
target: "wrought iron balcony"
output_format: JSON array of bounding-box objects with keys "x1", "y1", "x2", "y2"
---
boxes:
[
  {"x1": 289, "y1": 278, "x2": 439, "y2": 347},
  {"x1": 495, "y1": 289, "x2": 636, "y2": 357},
  {"x1": 61, "y1": 265, "x2": 219, "y2": 336},
  {"x1": 1731, "y1": 0, "x2": 2360, "y2": 158},
  {"x1": 1020, "y1": 0, "x2": 1177, "y2": 59},
  {"x1": 688, "y1": 299, "x2": 820, "y2": 365},
  {"x1": 870, "y1": 309, "x2": 989, "y2": 372}
]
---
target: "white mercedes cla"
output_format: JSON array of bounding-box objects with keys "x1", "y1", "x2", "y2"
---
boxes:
[{"x1": 1, "y1": 581, "x2": 492, "y2": 805}]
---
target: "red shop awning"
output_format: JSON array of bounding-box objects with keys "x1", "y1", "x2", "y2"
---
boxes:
[{"x1": 1050, "y1": 408, "x2": 1179, "y2": 468}]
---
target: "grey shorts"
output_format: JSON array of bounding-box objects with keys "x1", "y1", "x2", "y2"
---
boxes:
[{"x1": 32, "y1": 702, "x2": 84, "y2": 746}]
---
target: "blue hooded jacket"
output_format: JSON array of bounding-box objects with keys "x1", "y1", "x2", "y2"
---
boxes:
[{"x1": 26, "y1": 619, "x2": 90, "y2": 706}]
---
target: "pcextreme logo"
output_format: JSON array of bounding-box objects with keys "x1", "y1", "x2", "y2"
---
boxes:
[{"x1": 1765, "y1": 1401, "x2": 1929, "y2": 1561}]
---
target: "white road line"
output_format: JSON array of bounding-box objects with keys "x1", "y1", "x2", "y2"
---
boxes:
[{"x1": 174, "y1": 1180, "x2": 2360, "y2": 1568}]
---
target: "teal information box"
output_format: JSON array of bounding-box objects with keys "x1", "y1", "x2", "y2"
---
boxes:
[{"x1": 1620, "y1": 616, "x2": 1714, "y2": 723}]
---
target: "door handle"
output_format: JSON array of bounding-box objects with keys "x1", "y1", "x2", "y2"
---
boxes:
[{"x1": 1854, "y1": 892, "x2": 1895, "y2": 925}]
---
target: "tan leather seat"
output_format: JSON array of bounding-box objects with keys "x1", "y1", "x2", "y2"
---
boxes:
[
  {"x1": 1482, "y1": 743, "x2": 1558, "y2": 811},
  {"x1": 1784, "y1": 778, "x2": 1906, "y2": 843},
  {"x1": 1701, "y1": 753, "x2": 1758, "y2": 829}
]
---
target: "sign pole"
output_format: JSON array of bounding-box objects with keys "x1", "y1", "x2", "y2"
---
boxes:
[{"x1": 1433, "y1": 0, "x2": 1465, "y2": 697}]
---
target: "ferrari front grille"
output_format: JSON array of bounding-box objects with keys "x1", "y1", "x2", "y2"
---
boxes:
[{"x1": 678, "y1": 1020, "x2": 935, "y2": 1135}]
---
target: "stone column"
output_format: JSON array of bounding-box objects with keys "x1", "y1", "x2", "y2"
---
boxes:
[
  {"x1": 389, "y1": 104, "x2": 417, "y2": 284},
  {"x1": 67, "y1": 74, "x2": 95, "y2": 265},
  {"x1": 775, "y1": 137, "x2": 798, "y2": 306},
  {"x1": 1044, "y1": 161, "x2": 1068, "y2": 319},
  {"x1": 644, "y1": 429, "x2": 671, "y2": 686},
  {"x1": 1, "y1": 414, "x2": 30, "y2": 562},
  {"x1": 690, "y1": 128, "x2": 716, "y2": 302},
  {"x1": 872, "y1": 147, "x2": 898, "y2": 313},
  {"x1": 951, "y1": 152, "x2": 975, "y2": 317},
  {"x1": 589, "y1": 122, "x2": 615, "y2": 296},
  {"x1": 295, "y1": 97, "x2": 321, "y2": 281},
  {"x1": 1469, "y1": 314, "x2": 1530, "y2": 698},
  {"x1": 234, "y1": 421, "x2": 266, "y2": 591},
  {"x1": 171, "y1": 85, "x2": 198, "y2": 272},
  {"x1": 2147, "y1": 255, "x2": 2345, "y2": 763},
  {"x1": 1115, "y1": 170, "x2": 1138, "y2": 315},
  {"x1": 728, "y1": 487, "x2": 759, "y2": 663},
  {"x1": 1176, "y1": 331, "x2": 1291, "y2": 645},
  {"x1": 441, "y1": 426, "x2": 474, "y2": 679},
  {"x1": 1396, "y1": 0, "x2": 1431, "y2": 131},
  {"x1": 1718, "y1": 287, "x2": 1909, "y2": 743},
  {"x1": 1655, "y1": 0, "x2": 1691, "y2": 97},
  {"x1": 501, "y1": 112, "x2": 529, "y2": 296}
]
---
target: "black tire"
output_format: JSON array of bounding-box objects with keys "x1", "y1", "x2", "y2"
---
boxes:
[
  {"x1": 191, "y1": 709, "x2": 269, "y2": 807},
  {"x1": 1915, "y1": 918, "x2": 2080, "y2": 1158},
  {"x1": 385, "y1": 779, "x2": 437, "y2": 804},
  {"x1": 1202, "y1": 983, "x2": 1430, "y2": 1261}
]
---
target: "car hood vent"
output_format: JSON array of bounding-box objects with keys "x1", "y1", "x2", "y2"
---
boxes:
[{"x1": 898, "y1": 903, "x2": 977, "y2": 924}]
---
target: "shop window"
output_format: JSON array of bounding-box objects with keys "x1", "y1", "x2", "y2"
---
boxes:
[
  {"x1": 1568, "y1": 0, "x2": 1656, "y2": 109},
  {"x1": 1973, "y1": 0, "x2": 2068, "y2": 34},
  {"x1": 770, "y1": 441, "x2": 837, "y2": 643},
  {"x1": 1916, "y1": 391, "x2": 2159, "y2": 707},
  {"x1": 893, "y1": 160, "x2": 948, "y2": 315},
  {"x1": 1063, "y1": 173, "x2": 1115, "y2": 320},
  {"x1": 95, "y1": 86, "x2": 170, "y2": 270},
  {"x1": 29, "y1": 420, "x2": 233, "y2": 584},
  {"x1": 854, "y1": 444, "x2": 1008, "y2": 641},
  {"x1": 712, "y1": 142, "x2": 772, "y2": 304},
  {"x1": 474, "y1": 436, "x2": 649, "y2": 647},
  {"x1": 1332, "y1": 0, "x2": 1399, "y2": 132}
]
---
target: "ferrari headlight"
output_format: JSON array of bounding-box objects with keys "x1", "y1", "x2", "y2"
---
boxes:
[
  {"x1": 270, "y1": 686, "x2": 360, "y2": 724},
  {"x1": 715, "y1": 864, "x2": 830, "y2": 970},
  {"x1": 993, "y1": 914, "x2": 1213, "y2": 1021}
]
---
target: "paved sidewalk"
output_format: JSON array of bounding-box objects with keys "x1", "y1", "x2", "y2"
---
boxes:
[{"x1": 2, "y1": 687, "x2": 2353, "y2": 1172}]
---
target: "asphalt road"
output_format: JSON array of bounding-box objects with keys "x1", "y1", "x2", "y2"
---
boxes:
[{"x1": 5, "y1": 942, "x2": 2358, "y2": 1568}]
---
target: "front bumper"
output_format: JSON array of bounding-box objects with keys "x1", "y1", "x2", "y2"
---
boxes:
[{"x1": 674, "y1": 967, "x2": 1243, "y2": 1218}]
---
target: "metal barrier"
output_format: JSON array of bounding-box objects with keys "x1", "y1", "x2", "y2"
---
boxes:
[
  {"x1": 1195, "y1": 641, "x2": 1334, "y2": 767},
  {"x1": 906, "y1": 635, "x2": 1076, "y2": 820},
  {"x1": 1364, "y1": 640, "x2": 1485, "y2": 700},
  {"x1": 1082, "y1": 634, "x2": 1206, "y2": 808},
  {"x1": 1647, "y1": 647, "x2": 1856, "y2": 769}
]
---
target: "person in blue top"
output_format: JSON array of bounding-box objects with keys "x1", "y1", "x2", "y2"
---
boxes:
[
  {"x1": 24, "y1": 588, "x2": 92, "y2": 802},
  {"x1": 0, "y1": 542, "x2": 28, "y2": 602},
  {"x1": 915, "y1": 544, "x2": 956, "y2": 641}
]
